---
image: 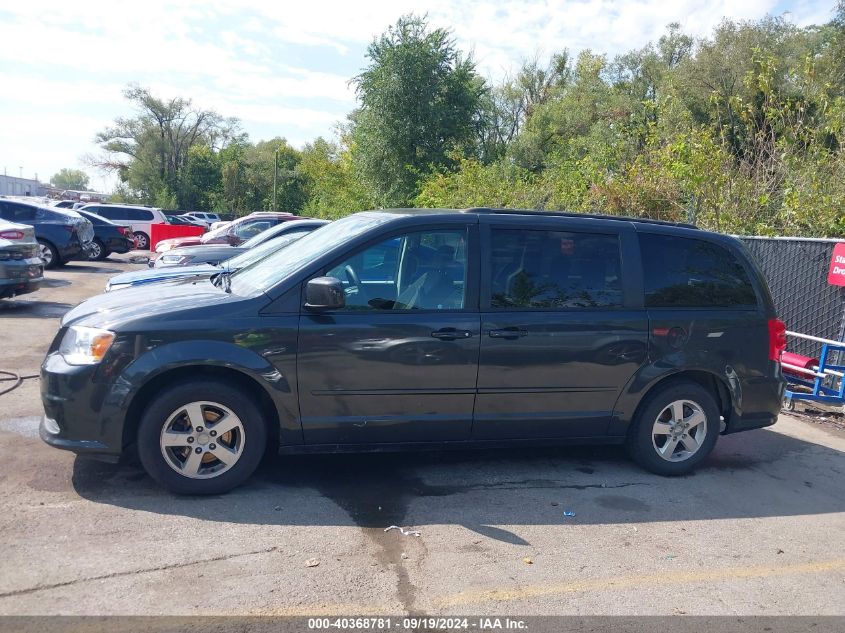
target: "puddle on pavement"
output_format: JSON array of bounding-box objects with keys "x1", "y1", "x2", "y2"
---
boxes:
[{"x1": 0, "y1": 416, "x2": 41, "y2": 438}]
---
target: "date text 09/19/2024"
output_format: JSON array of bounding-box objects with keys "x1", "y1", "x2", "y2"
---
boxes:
[{"x1": 307, "y1": 617, "x2": 528, "y2": 630}]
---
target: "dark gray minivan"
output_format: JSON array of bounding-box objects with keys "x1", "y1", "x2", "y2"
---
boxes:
[{"x1": 40, "y1": 208, "x2": 786, "y2": 494}]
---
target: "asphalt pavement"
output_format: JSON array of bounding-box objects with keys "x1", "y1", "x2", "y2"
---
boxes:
[{"x1": 0, "y1": 255, "x2": 843, "y2": 616}]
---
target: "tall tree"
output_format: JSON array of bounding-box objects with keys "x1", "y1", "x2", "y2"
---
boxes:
[
  {"x1": 475, "y1": 53, "x2": 570, "y2": 163},
  {"x1": 214, "y1": 138, "x2": 307, "y2": 214},
  {"x1": 92, "y1": 84, "x2": 239, "y2": 205},
  {"x1": 179, "y1": 144, "x2": 222, "y2": 211},
  {"x1": 50, "y1": 168, "x2": 90, "y2": 190},
  {"x1": 350, "y1": 15, "x2": 485, "y2": 207},
  {"x1": 298, "y1": 137, "x2": 376, "y2": 219}
]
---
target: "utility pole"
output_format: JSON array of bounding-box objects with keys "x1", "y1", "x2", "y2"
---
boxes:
[{"x1": 272, "y1": 148, "x2": 279, "y2": 212}]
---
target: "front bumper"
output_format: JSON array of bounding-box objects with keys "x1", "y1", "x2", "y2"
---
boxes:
[
  {"x1": 40, "y1": 352, "x2": 126, "y2": 458},
  {"x1": 39, "y1": 416, "x2": 115, "y2": 460}
]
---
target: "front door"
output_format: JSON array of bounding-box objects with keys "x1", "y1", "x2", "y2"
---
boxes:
[
  {"x1": 297, "y1": 224, "x2": 480, "y2": 444},
  {"x1": 474, "y1": 221, "x2": 648, "y2": 439}
]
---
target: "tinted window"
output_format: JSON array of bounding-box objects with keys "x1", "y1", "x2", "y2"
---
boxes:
[
  {"x1": 127, "y1": 208, "x2": 154, "y2": 221},
  {"x1": 233, "y1": 220, "x2": 272, "y2": 239},
  {"x1": 326, "y1": 229, "x2": 468, "y2": 311},
  {"x1": 0, "y1": 202, "x2": 38, "y2": 222},
  {"x1": 93, "y1": 207, "x2": 122, "y2": 220},
  {"x1": 639, "y1": 234, "x2": 757, "y2": 308},
  {"x1": 489, "y1": 228, "x2": 622, "y2": 309}
]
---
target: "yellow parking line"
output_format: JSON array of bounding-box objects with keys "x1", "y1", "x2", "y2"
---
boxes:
[{"x1": 435, "y1": 558, "x2": 845, "y2": 609}]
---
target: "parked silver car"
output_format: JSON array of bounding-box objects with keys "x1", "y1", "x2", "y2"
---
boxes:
[{"x1": 0, "y1": 219, "x2": 44, "y2": 298}]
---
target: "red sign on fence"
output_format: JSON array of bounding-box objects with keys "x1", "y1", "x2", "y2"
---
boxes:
[{"x1": 828, "y1": 243, "x2": 845, "y2": 286}]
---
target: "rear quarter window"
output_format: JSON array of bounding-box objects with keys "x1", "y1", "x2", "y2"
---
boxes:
[{"x1": 639, "y1": 233, "x2": 758, "y2": 308}]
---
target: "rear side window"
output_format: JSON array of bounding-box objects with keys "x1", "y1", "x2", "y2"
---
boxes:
[
  {"x1": 94, "y1": 207, "x2": 124, "y2": 221},
  {"x1": 639, "y1": 234, "x2": 757, "y2": 308},
  {"x1": 127, "y1": 209, "x2": 154, "y2": 221},
  {"x1": 1, "y1": 203, "x2": 38, "y2": 222},
  {"x1": 489, "y1": 228, "x2": 623, "y2": 309}
]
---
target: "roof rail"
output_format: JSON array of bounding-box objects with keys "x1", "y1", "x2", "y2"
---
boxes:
[{"x1": 461, "y1": 207, "x2": 700, "y2": 229}]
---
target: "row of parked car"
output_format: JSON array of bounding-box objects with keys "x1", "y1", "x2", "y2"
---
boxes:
[{"x1": 0, "y1": 195, "x2": 314, "y2": 300}]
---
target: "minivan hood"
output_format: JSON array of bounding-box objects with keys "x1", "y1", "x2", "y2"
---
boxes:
[{"x1": 62, "y1": 278, "x2": 242, "y2": 329}]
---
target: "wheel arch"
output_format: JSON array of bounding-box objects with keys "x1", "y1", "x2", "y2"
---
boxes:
[
  {"x1": 121, "y1": 365, "x2": 282, "y2": 453},
  {"x1": 615, "y1": 368, "x2": 735, "y2": 438}
]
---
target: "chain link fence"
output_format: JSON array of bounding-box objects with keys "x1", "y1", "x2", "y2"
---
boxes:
[{"x1": 739, "y1": 236, "x2": 845, "y2": 358}]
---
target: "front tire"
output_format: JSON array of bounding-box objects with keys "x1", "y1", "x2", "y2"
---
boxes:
[
  {"x1": 137, "y1": 380, "x2": 267, "y2": 494},
  {"x1": 626, "y1": 381, "x2": 720, "y2": 476}
]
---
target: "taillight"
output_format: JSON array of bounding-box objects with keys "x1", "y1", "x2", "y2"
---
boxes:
[
  {"x1": 63, "y1": 225, "x2": 75, "y2": 233},
  {"x1": 0, "y1": 230, "x2": 24, "y2": 239},
  {"x1": 117, "y1": 227, "x2": 130, "y2": 236},
  {"x1": 768, "y1": 319, "x2": 787, "y2": 361}
]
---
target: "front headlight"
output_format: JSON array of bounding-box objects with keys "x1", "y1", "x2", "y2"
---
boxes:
[
  {"x1": 59, "y1": 326, "x2": 115, "y2": 365},
  {"x1": 159, "y1": 254, "x2": 186, "y2": 265},
  {"x1": 105, "y1": 282, "x2": 130, "y2": 292}
]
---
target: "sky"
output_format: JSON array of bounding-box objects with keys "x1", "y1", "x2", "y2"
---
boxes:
[{"x1": 0, "y1": 0, "x2": 835, "y2": 193}]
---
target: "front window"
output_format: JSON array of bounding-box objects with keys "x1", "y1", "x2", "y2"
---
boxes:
[{"x1": 325, "y1": 228, "x2": 468, "y2": 311}]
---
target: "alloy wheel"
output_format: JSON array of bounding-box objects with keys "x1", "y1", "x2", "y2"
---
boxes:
[
  {"x1": 38, "y1": 243, "x2": 53, "y2": 266},
  {"x1": 159, "y1": 401, "x2": 246, "y2": 479},
  {"x1": 88, "y1": 241, "x2": 102, "y2": 260},
  {"x1": 651, "y1": 399, "x2": 708, "y2": 462}
]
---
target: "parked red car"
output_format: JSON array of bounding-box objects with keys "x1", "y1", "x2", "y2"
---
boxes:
[{"x1": 155, "y1": 212, "x2": 306, "y2": 253}]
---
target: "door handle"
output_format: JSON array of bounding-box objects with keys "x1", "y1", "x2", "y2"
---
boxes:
[
  {"x1": 488, "y1": 327, "x2": 529, "y2": 339},
  {"x1": 431, "y1": 328, "x2": 473, "y2": 340}
]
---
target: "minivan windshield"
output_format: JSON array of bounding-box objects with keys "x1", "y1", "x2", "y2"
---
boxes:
[{"x1": 228, "y1": 213, "x2": 391, "y2": 296}]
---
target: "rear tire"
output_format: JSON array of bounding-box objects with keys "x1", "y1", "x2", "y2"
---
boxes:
[
  {"x1": 37, "y1": 239, "x2": 59, "y2": 269},
  {"x1": 626, "y1": 381, "x2": 720, "y2": 476},
  {"x1": 137, "y1": 379, "x2": 267, "y2": 494},
  {"x1": 88, "y1": 239, "x2": 108, "y2": 261},
  {"x1": 134, "y1": 231, "x2": 149, "y2": 250}
]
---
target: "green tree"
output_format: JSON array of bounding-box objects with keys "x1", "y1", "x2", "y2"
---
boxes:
[
  {"x1": 179, "y1": 144, "x2": 221, "y2": 211},
  {"x1": 350, "y1": 14, "x2": 485, "y2": 207},
  {"x1": 298, "y1": 137, "x2": 376, "y2": 219},
  {"x1": 475, "y1": 53, "x2": 570, "y2": 163},
  {"x1": 51, "y1": 168, "x2": 90, "y2": 190},
  {"x1": 93, "y1": 84, "x2": 239, "y2": 205}
]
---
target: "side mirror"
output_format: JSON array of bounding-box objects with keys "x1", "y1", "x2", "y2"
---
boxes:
[{"x1": 304, "y1": 277, "x2": 345, "y2": 311}]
